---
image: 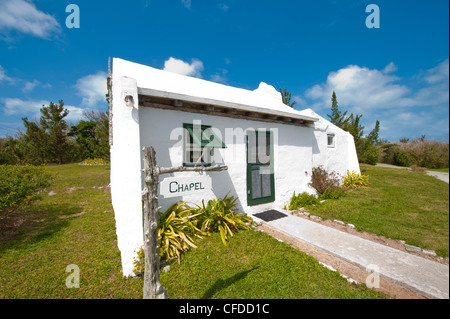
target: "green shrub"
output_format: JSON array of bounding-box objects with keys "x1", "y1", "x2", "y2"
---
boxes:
[
  {"x1": 0, "y1": 165, "x2": 52, "y2": 212},
  {"x1": 379, "y1": 143, "x2": 397, "y2": 165},
  {"x1": 158, "y1": 201, "x2": 205, "y2": 263},
  {"x1": 319, "y1": 188, "x2": 346, "y2": 200},
  {"x1": 358, "y1": 144, "x2": 379, "y2": 165},
  {"x1": 415, "y1": 141, "x2": 449, "y2": 169},
  {"x1": 342, "y1": 170, "x2": 370, "y2": 189},
  {"x1": 133, "y1": 201, "x2": 204, "y2": 273},
  {"x1": 393, "y1": 149, "x2": 412, "y2": 167},
  {"x1": 379, "y1": 138, "x2": 449, "y2": 169},
  {"x1": 133, "y1": 194, "x2": 254, "y2": 273},
  {"x1": 289, "y1": 192, "x2": 319, "y2": 210},
  {"x1": 308, "y1": 166, "x2": 342, "y2": 195},
  {"x1": 194, "y1": 194, "x2": 254, "y2": 246}
]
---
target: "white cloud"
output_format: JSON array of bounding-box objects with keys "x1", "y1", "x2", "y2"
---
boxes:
[
  {"x1": 163, "y1": 57, "x2": 204, "y2": 78},
  {"x1": 65, "y1": 105, "x2": 85, "y2": 123},
  {"x1": 0, "y1": 64, "x2": 51, "y2": 92},
  {"x1": 181, "y1": 0, "x2": 191, "y2": 9},
  {"x1": 303, "y1": 60, "x2": 449, "y2": 140},
  {"x1": 413, "y1": 59, "x2": 449, "y2": 107},
  {"x1": 210, "y1": 73, "x2": 226, "y2": 83},
  {"x1": 2, "y1": 97, "x2": 47, "y2": 115},
  {"x1": 424, "y1": 59, "x2": 449, "y2": 84},
  {"x1": 381, "y1": 110, "x2": 449, "y2": 140},
  {"x1": 1, "y1": 97, "x2": 84, "y2": 122},
  {"x1": 210, "y1": 68, "x2": 228, "y2": 84},
  {"x1": 0, "y1": 65, "x2": 13, "y2": 82},
  {"x1": 21, "y1": 79, "x2": 51, "y2": 92},
  {"x1": 21, "y1": 79, "x2": 40, "y2": 92},
  {"x1": 75, "y1": 71, "x2": 108, "y2": 107},
  {"x1": 305, "y1": 63, "x2": 414, "y2": 113},
  {"x1": 293, "y1": 95, "x2": 307, "y2": 107},
  {"x1": 382, "y1": 62, "x2": 397, "y2": 74},
  {"x1": 219, "y1": 4, "x2": 229, "y2": 12},
  {"x1": 0, "y1": 0, "x2": 61, "y2": 39}
]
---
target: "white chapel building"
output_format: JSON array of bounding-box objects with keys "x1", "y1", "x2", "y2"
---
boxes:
[{"x1": 109, "y1": 58, "x2": 360, "y2": 275}]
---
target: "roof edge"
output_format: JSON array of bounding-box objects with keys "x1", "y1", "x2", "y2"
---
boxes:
[{"x1": 137, "y1": 87, "x2": 319, "y2": 123}]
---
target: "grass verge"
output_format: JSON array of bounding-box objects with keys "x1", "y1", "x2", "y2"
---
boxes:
[
  {"x1": 160, "y1": 229, "x2": 385, "y2": 299},
  {"x1": 0, "y1": 164, "x2": 385, "y2": 299},
  {"x1": 427, "y1": 167, "x2": 449, "y2": 172}
]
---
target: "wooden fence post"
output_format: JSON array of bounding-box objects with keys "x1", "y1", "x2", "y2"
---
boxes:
[
  {"x1": 142, "y1": 146, "x2": 167, "y2": 299},
  {"x1": 141, "y1": 145, "x2": 227, "y2": 299}
]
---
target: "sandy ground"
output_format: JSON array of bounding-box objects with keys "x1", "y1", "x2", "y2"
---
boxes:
[{"x1": 256, "y1": 223, "x2": 427, "y2": 299}]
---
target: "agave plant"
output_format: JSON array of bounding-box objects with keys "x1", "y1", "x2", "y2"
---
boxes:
[
  {"x1": 133, "y1": 195, "x2": 254, "y2": 273},
  {"x1": 342, "y1": 170, "x2": 370, "y2": 189},
  {"x1": 194, "y1": 194, "x2": 254, "y2": 246},
  {"x1": 157, "y1": 201, "x2": 205, "y2": 263}
]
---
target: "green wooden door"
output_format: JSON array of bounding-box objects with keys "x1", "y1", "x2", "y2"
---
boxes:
[{"x1": 246, "y1": 130, "x2": 275, "y2": 206}]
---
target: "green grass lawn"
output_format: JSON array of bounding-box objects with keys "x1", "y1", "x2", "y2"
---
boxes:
[
  {"x1": 0, "y1": 163, "x2": 385, "y2": 299},
  {"x1": 306, "y1": 164, "x2": 449, "y2": 257},
  {"x1": 427, "y1": 167, "x2": 449, "y2": 172},
  {"x1": 160, "y1": 229, "x2": 384, "y2": 299},
  {"x1": 0, "y1": 164, "x2": 142, "y2": 298}
]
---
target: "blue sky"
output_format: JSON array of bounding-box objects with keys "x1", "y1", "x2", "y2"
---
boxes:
[{"x1": 0, "y1": 0, "x2": 448, "y2": 141}]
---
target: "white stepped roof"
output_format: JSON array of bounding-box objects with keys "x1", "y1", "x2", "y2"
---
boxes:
[{"x1": 112, "y1": 58, "x2": 318, "y2": 122}]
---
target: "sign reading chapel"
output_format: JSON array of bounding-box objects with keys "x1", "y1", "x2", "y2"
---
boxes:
[{"x1": 159, "y1": 175, "x2": 212, "y2": 198}]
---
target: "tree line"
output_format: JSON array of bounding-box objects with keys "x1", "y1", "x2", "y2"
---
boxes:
[
  {"x1": 2, "y1": 92, "x2": 448, "y2": 168},
  {"x1": 0, "y1": 100, "x2": 109, "y2": 165}
]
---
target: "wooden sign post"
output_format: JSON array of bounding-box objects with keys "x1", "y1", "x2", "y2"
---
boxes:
[{"x1": 142, "y1": 146, "x2": 227, "y2": 299}]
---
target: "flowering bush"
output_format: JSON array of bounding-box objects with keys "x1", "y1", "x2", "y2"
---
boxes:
[{"x1": 308, "y1": 166, "x2": 343, "y2": 197}]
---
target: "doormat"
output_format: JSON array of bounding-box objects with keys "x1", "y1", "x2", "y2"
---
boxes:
[{"x1": 253, "y1": 210, "x2": 288, "y2": 222}]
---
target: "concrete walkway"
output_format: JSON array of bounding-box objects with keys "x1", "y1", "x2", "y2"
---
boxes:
[
  {"x1": 375, "y1": 163, "x2": 449, "y2": 183},
  {"x1": 251, "y1": 211, "x2": 449, "y2": 299},
  {"x1": 426, "y1": 170, "x2": 449, "y2": 184}
]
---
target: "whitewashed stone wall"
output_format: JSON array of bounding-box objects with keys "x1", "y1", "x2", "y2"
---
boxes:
[{"x1": 110, "y1": 60, "x2": 360, "y2": 276}]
